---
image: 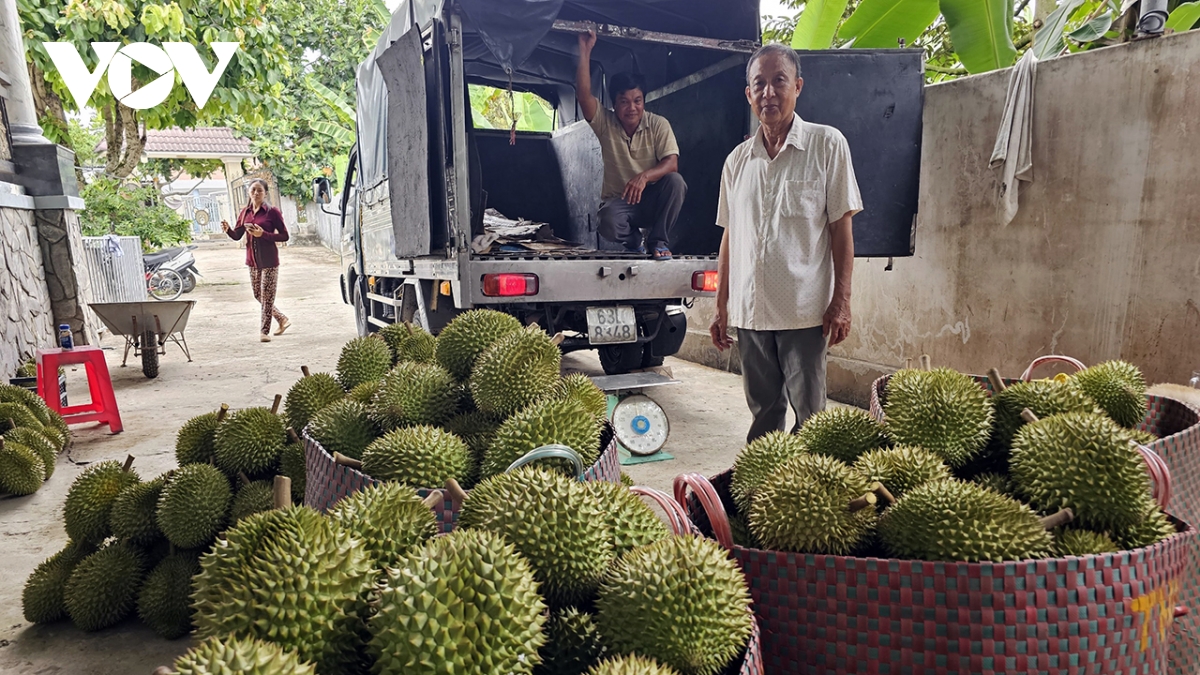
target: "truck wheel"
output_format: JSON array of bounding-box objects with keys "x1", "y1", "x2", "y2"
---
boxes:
[
  {"x1": 599, "y1": 344, "x2": 643, "y2": 375},
  {"x1": 640, "y1": 346, "x2": 665, "y2": 369},
  {"x1": 354, "y1": 285, "x2": 372, "y2": 337},
  {"x1": 141, "y1": 330, "x2": 159, "y2": 379}
]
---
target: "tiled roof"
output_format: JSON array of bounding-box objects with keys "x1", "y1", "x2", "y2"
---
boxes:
[{"x1": 96, "y1": 126, "x2": 253, "y2": 156}]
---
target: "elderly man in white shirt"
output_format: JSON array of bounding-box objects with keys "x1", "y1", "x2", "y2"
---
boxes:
[{"x1": 710, "y1": 44, "x2": 863, "y2": 442}]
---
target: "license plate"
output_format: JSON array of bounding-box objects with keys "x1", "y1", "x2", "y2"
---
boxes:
[{"x1": 586, "y1": 305, "x2": 637, "y2": 345}]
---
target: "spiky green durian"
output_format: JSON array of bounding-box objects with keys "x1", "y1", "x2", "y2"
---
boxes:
[
  {"x1": 1113, "y1": 497, "x2": 1178, "y2": 549},
  {"x1": 192, "y1": 507, "x2": 375, "y2": 674},
  {"x1": 4, "y1": 426, "x2": 57, "y2": 479},
  {"x1": 64, "y1": 460, "x2": 140, "y2": 545},
  {"x1": 853, "y1": 446, "x2": 952, "y2": 498},
  {"x1": 157, "y1": 463, "x2": 231, "y2": 549},
  {"x1": 596, "y1": 535, "x2": 753, "y2": 675},
  {"x1": 435, "y1": 309, "x2": 524, "y2": 380},
  {"x1": 470, "y1": 326, "x2": 562, "y2": 417},
  {"x1": 444, "y1": 410, "x2": 503, "y2": 485},
  {"x1": 749, "y1": 453, "x2": 877, "y2": 555},
  {"x1": 878, "y1": 479, "x2": 1053, "y2": 562},
  {"x1": 1072, "y1": 360, "x2": 1147, "y2": 428},
  {"x1": 537, "y1": 607, "x2": 606, "y2": 675},
  {"x1": 970, "y1": 471, "x2": 1019, "y2": 499},
  {"x1": 230, "y1": 479, "x2": 273, "y2": 524},
  {"x1": 336, "y1": 335, "x2": 393, "y2": 390},
  {"x1": 546, "y1": 374, "x2": 609, "y2": 421},
  {"x1": 584, "y1": 480, "x2": 670, "y2": 555},
  {"x1": 0, "y1": 439, "x2": 44, "y2": 495},
  {"x1": 328, "y1": 482, "x2": 438, "y2": 569},
  {"x1": 884, "y1": 368, "x2": 993, "y2": 467},
  {"x1": 109, "y1": 476, "x2": 166, "y2": 546},
  {"x1": 989, "y1": 379, "x2": 1098, "y2": 454},
  {"x1": 1010, "y1": 412, "x2": 1151, "y2": 529},
  {"x1": 729, "y1": 431, "x2": 807, "y2": 514},
  {"x1": 361, "y1": 425, "x2": 470, "y2": 489},
  {"x1": 1054, "y1": 529, "x2": 1120, "y2": 557},
  {"x1": 138, "y1": 550, "x2": 201, "y2": 639},
  {"x1": 175, "y1": 410, "x2": 223, "y2": 466},
  {"x1": 167, "y1": 635, "x2": 317, "y2": 675},
  {"x1": 370, "y1": 529, "x2": 547, "y2": 674},
  {"x1": 461, "y1": 467, "x2": 615, "y2": 607},
  {"x1": 308, "y1": 399, "x2": 378, "y2": 461},
  {"x1": 483, "y1": 398, "x2": 601, "y2": 479},
  {"x1": 797, "y1": 407, "x2": 886, "y2": 463},
  {"x1": 279, "y1": 440, "x2": 306, "y2": 504},
  {"x1": 729, "y1": 513, "x2": 760, "y2": 549},
  {"x1": 0, "y1": 384, "x2": 67, "y2": 448},
  {"x1": 214, "y1": 407, "x2": 285, "y2": 477},
  {"x1": 22, "y1": 541, "x2": 94, "y2": 623},
  {"x1": 370, "y1": 361, "x2": 458, "y2": 429},
  {"x1": 0, "y1": 401, "x2": 44, "y2": 433},
  {"x1": 585, "y1": 656, "x2": 683, "y2": 675},
  {"x1": 380, "y1": 321, "x2": 437, "y2": 364},
  {"x1": 284, "y1": 372, "x2": 344, "y2": 434},
  {"x1": 63, "y1": 541, "x2": 147, "y2": 631},
  {"x1": 347, "y1": 379, "x2": 380, "y2": 404},
  {"x1": 619, "y1": 472, "x2": 634, "y2": 487}
]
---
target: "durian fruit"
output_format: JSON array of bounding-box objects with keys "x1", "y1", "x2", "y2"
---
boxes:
[
  {"x1": 166, "y1": 635, "x2": 317, "y2": 675},
  {"x1": 361, "y1": 425, "x2": 470, "y2": 488},
  {"x1": 1010, "y1": 412, "x2": 1150, "y2": 529},
  {"x1": 63, "y1": 541, "x2": 147, "y2": 631},
  {"x1": 878, "y1": 479, "x2": 1053, "y2": 562},
  {"x1": 347, "y1": 379, "x2": 380, "y2": 404},
  {"x1": 109, "y1": 476, "x2": 166, "y2": 546},
  {"x1": 138, "y1": 550, "x2": 201, "y2": 639},
  {"x1": 461, "y1": 467, "x2": 615, "y2": 607},
  {"x1": 308, "y1": 399, "x2": 378, "y2": 461},
  {"x1": 884, "y1": 368, "x2": 993, "y2": 467},
  {"x1": 370, "y1": 529, "x2": 547, "y2": 675},
  {"x1": 584, "y1": 480, "x2": 670, "y2": 555},
  {"x1": 470, "y1": 326, "x2": 562, "y2": 417},
  {"x1": 537, "y1": 607, "x2": 606, "y2": 675},
  {"x1": 797, "y1": 407, "x2": 886, "y2": 463},
  {"x1": 192, "y1": 507, "x2": 375, "y2": 674},
  {"x1": 214, "y1": 407, "x2": 286, "y2": 477},
  {"x1": 435, "y1": 308, "x2": 524, "y2": 380},
  {"x1": 336, "y1": 335, "x2": 393, "y2": 391},
  {"x1": 279, "y1": 436, "x2": 306, "y2": 504},
  {"x1": 729, "y1": 431, "x2": 807, "y2": 514},
  {"x1": 444, "y1": 410, "x2": 503, "y2": 484},
  {"x1": 853, "y1": 446, "x2": 952, "y2": 498},
  {"x1": 380, "y1": 321, "x2": 437, "y2": 364},
  {"x1": 284, "y1": 372, "x2": 344, "y2": 434},
  {"x1": 64, "y1": 459, "x2": 140, "y2": 545},
  {"x1": 1054, "y1": 529, "x2": 1120, "y2": 557},
  {"x1": 0, "y1": 384, "x2": 67, "y2": 448},
  {"x1": 619, "y1": 472, "x2": 634, "y2": 487},
  {"x1": 4, "y1": 426, "x2": 57, "y2": 478},
  {"x1": 328, "y1": 482, "x2": 438, "y2": 569},
  {"x1": 175, "y1": 408, "x2": 225, "y2": 466},
  {"x1": 0, "y1": 401, "x2": 45, "y2": 432},
  {"x1": 729, "y1": 513, "x2": 760, "y2": 549},
  {"x1": 989, "y1": 379, "x2": 1098, "y2": 454},
  {"x1": 157, "y1": 463, "x2": 231, "y2": 549},
  {"x1": 22, "y1": 541, "x2": 94, "y2": 623},
  {"x1": 585, "y1": 656, "x2": 683, "y2": 675},
  {"x1": 370, "y1": 361, "x2": 458, "y2": 429},
  {"x1": 970, "y1": 472, "x2": 1019, "y2": 498},
  {"x1": 483, "y1": 398, "x2": 601, "y2": 479},
  {"x1": 1113, "y1": 497, "x2": 1178, "y2": 549},
  {"x1": 596, "y1": 535, "x2": 753, "y2": 675},
  {"x1": 0, "y1": 439, "x2": 45, "y2": 495},
  {"x1": 1073, "y1": 360, "x2": 1147, "y2": 428},
  {"x1": 230, "y1": 478, "x2": 274, "y2": 523},
  {"x1": 749, "y1": 453, "x2": 877, "y2": 555},
  {"x1": 546, "y1": 374, "x2": 609, "y2": 422}
]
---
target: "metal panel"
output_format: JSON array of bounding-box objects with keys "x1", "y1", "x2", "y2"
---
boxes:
[
  {"x1": 793, "y1": 49, "x2": 924, "y2": 257},
  {"x1": 465, "y1": 257, "x2": 717, "y2": 304},
  {"x1": 82, "y1": 236, "x2": 145, "y2": 303},
  {"x1": 376, "y1": 27, "x2": 432, "y2": 257},
  {"x1": 549, "y1": 121, "x2": 603, "y2": 248}
]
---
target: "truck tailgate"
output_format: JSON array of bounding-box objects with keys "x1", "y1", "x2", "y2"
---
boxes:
[{"x1": 465, "y1": 256, "x2": 717, "y2": 304}]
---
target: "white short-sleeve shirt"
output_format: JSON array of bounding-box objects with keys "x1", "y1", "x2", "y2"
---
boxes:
[{"x1": 717, "y1": 113, "x2": 863, "y2": 331}]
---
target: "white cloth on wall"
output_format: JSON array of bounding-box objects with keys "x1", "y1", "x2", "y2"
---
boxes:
[{"x1": 990, "y1": 50, "x2": 1038, "y2": 226}]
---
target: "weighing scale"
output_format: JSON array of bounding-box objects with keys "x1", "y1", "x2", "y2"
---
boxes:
[{"x1": 589, "y1": 372, "x2": 679, "y2": 459}]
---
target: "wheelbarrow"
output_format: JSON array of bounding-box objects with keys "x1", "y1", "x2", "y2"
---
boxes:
[{"x1": 90, "y1": 301, "x2": 195, "y2": 378}]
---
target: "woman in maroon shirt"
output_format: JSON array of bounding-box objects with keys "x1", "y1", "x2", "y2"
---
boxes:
[{"x1": 221, "y1": 179, "x2": 291, "y2": 342}]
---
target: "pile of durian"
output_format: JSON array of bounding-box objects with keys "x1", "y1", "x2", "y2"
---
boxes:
[
  {"x1": 729, "y1": 359, "x2": 1178, "y2": 562},
  {"x1": 0, "y1": 383, "x2": 69, "y2": 496}
]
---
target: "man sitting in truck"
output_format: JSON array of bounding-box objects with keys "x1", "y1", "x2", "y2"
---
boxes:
[{"x1": 576, "y1": 29, "x2": 687, "y2": 261}]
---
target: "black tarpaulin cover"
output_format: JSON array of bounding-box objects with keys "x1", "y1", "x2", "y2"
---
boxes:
[{"x1": 458, "y1": 0, "x2": 565, "y2": 75}]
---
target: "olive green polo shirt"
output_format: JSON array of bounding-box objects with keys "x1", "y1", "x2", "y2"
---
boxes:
[{"x1": 588, "y1": 107, "x2": 680, "y2": 200}]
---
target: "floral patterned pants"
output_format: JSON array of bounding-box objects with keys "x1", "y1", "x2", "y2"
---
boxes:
[{"x1": 250, "y1": 266, "x2": 287, "y2": 335}]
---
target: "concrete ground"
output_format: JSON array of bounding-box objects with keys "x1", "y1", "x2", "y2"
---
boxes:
[{"x1": 0, "y1": 240, "x2": 809, "y2": 674}]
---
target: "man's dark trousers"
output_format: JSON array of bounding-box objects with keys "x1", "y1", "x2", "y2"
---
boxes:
[
  {"x1": 598, "y1": 173, "x2": 687, "y2": 250},
  {"x1": 738, "y1": 326, "x2": 827, "y2": 443}
]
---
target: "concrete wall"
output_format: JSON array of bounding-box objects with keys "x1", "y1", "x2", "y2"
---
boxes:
[
  {"x1": 679, "y1": 30, "x2": 1200, "y2": 407},
  {"x1": 304, "y1": 200, "x2": 342, "y2": 251},
  {"x1": 0, "y1": 207, "x2": 55, "y2": 376}
]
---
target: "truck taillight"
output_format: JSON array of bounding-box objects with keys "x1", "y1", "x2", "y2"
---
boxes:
[
  {"x1": 691, "y1": 270, "x2": 718, "y2": 292},
  {"x1": 482, "y1": 273, "x2": 539, "y2": 297}
]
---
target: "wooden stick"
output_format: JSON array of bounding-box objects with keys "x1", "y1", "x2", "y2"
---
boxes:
[
  {"x1": 273, "y1": 476, "x2": 292, "y2": 509},
  {"x1": 551, "y1": 332, "x2": 566, "y2": 346},
  {"x1": 152, "y1": 667, "x2": 172, "y2": 675},
  {"x1": 444, "y1": 478, "x2": 468, "y2": 504},
  {"x1": 987, "y1": 368, "x2": 1007, "y2": 394},
  {"x1": 1020, "y1": 408, "x2": 1040, "y2": 424},
  {"x1": 238, "y1": 472, "x2": 251, "y2": 487},
  {"x1": 301, "y1": 365, "x2": 311, "y2": 378},
  {"x1": 421, "y1": 490, "x2": 444, "y2": 510},
  {"x1": 122, "y1": 454, "x2": 135, "y2": 472},
  {"x1": 870, "y1": 482, "x2": 896, "y2": 506},
  {"x1": 1040, "y1": 508, "x2": 1074, "y2": 530},
  {"x1": 270, "y1": 394, "x2": 282, "y2": 415},
  {"x1": 903, "y1": 357, "x2": 913, "y2": 370},
  {"x1": 287, "y1": 428, "x2": 301, "y2": 444},
  {"x1": 847, "y1": 492, "x2": 878, "y2": 513},
  {"x1": 333, "y1": 452, "x2": 363, "y2": 470},
  {"x1": 919, "y1": 354, "x2": 932, "y2": 371},
  {"x1": 217, "y1": 403, "x2": 229, "y2": 422}
]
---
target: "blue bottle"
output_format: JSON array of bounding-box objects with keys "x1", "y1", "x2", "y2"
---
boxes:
[{"x1": 59, "y1": 324, "x2": 73, "y2": 350}]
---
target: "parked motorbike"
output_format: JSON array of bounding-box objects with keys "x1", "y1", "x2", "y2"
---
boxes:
[{"x1": 144, "y1": 245, "x2": 201, "y2": 294}]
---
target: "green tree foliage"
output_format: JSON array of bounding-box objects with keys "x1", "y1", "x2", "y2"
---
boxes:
[
  {"x1": 468, "y1": 85, "x2": 555, "y2": 132},
  {"x1": 80, "y1": 176, "x2": 192, "y2": 249}
]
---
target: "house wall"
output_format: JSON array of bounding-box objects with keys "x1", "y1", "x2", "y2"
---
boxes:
[{"x1": 0, "y1": 207, "x2": 55, "y2": 376}]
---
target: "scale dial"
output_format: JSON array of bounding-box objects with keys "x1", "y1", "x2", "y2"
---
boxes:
[{"x1": 611, "y1": 394, "x2": 669, "y2": 456}]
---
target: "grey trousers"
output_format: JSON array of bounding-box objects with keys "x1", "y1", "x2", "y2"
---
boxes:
[
  {"x1": 738, "y1": 326, "x2": 827, "y2": 443},
  {"x1": 598, "y1": 172, "x2": 687, "y2": 250}
]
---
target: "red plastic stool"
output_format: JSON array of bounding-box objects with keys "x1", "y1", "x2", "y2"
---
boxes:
[{"x1": 36, "y1": 346, "x2": 123, "y2": 433}]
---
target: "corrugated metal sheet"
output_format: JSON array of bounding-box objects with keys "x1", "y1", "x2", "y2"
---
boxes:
[{"x1": 82, "y1": 236, "x2": 145, "y2": 303}]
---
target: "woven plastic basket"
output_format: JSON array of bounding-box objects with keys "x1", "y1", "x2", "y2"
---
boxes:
[{"x1": 302, "y1": 422, "x2": 622, "y2": 531}]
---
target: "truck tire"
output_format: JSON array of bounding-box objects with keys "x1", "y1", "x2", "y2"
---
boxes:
[
  {"x1": 599, "y1": 344, "x2": 643, "y2": 375},
  {"x1": 141, "y1": 330, "x2": 159, "y2": 379},
  {"x1": 640, "y1": 347, "x2": 665, "y2": 369},
  {"x1": 354, "y1": 285, "x2": 372, "y2": 337}
]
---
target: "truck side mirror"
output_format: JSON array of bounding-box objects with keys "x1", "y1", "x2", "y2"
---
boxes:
[{"x1": 312, "y1": 177, "x2": 332, "y2": 205}]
